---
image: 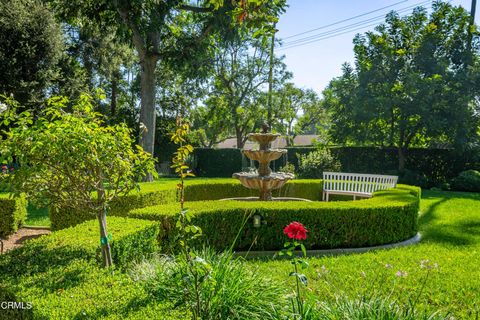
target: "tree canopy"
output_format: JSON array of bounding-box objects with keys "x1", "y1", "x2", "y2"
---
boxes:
[
  {"x1": 324, "y1": 2, "x2": 480, "y2": 169},
  {"x1": 0, "y1": 0, "x2": 63, "y2": 107}
]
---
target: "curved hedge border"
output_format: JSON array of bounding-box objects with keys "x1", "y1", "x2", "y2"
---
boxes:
[
  {"x1": 50, "y1": 179, "x2": 322, "y2": 230},
  {"x1": 0, "y1": 193, "x2": 27, "y2": 237},
  {"x1": 49, "y1": 179, "x2": 420, "y2": 251},
  {"x1": 130, "y1": 184, "x2": 420, "y2": 251}
]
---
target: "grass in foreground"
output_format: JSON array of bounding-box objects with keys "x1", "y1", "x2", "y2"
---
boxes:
[{"x1": 250, "y1": 190, "x2": 480, "y2": 318}]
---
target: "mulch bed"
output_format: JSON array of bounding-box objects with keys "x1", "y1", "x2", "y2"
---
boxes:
[{"x1": 0, "y1": 227, "x2": 51, "y2": 254}]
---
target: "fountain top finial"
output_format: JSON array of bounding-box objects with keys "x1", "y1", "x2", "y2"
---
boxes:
[{"x1": 261, "y1": 121, "x2": 270, "y2": 134}]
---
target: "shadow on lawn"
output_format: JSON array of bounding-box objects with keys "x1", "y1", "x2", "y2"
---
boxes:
[{"x1": 419, "y1": 190, "x2": 480, "y2": 246}]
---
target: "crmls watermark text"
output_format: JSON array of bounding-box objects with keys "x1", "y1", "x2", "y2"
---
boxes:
[{"x1": 0, "y1": 301, "x2": 33, "y2": 310}]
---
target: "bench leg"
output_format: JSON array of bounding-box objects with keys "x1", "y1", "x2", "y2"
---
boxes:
[
  {"x1": 326, "y1": 193, "x2": 329, "y2": 202},
  {"x1": 353, "y1": 195, "x2": 356, "y2": 200}
]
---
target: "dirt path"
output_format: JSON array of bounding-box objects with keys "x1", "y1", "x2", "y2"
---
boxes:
[{"x1": 0, "y1": 227, "x2": 51, "y2": 254}]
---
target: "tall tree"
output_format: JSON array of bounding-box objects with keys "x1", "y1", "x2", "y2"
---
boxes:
[
  {"x1": 49, "y1": 0, "x2": 285, "y2": 180},
  {"x1": 0, "y1": 0, "x2": 63, "y2": 107},
  {"x1": 270, "y1": 83, "x2": 324, "y2": 146},
  {"x1": 210, "y1": 34, "x2": 290, "y2": 148},
  {"x1": 324, "y1": 2, "x2": 480, "y2": 170}
]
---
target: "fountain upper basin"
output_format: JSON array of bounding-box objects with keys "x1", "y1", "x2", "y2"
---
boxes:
[
  {"x1": 242, "y1": 149, "x2": 286, "y2": 163},
  {"x1": 247, "y1": 133, "x2": 281, "y2": 146}
]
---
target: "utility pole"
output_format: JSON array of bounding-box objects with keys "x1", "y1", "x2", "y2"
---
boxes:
[
  {"x1": 467, "y1": 0, "x2": 477, "y2": 58},
  {"x1": 267, "y1": 23, "x2": 276, "y2": 128}
]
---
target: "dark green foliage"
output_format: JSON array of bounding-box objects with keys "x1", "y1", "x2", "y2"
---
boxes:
[
  {"x1": 451, "y1": 170, "x2": 480, "y2": 192},
  {"x1": 296, "y1": 148, "x2": 341, "y2": 178},
  {"x1": 398, "y1": 169, "x2": 429, "y2": 188},
  {"x1": 324, "y1": 2, "x2": 480, "y2": 171},
  {"x1": 130, "y1": 184, "x2": 420, "y2": 251},
  {"x1": 330, "y1": 147, "x2": 478, "y2": 186},
  {"x1": 194, "y1": 148, "x2": 243, "y2": 177},
  {"x1": 0, "y1": 193, "x2": 26, "y2": 237},
  {"x1": 192, "y1": 147, "x2": 478, "y2": 186},
  {"x1": 0, "y1": 0, "x2": 63, "y2": 106}
]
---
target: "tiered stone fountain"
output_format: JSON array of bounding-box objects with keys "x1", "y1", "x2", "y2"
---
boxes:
[{"x1": 229, "y1": 124, "x2": 309, "y2": 201}]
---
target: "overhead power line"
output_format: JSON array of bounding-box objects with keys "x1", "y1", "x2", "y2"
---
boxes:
[
  {"x1": 277, "y1": 0, "x2": 433, "y2": 51},
  {"x1": 280, "y1": 0, "x2": 431, "y2": 48},
  {"x1": 282, "y1": 0, "x2": 409, "y2": 40}
]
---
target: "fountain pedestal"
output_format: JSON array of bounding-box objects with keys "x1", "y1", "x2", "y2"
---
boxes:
[{"x1": 233, "y1": 132, "x2": 294, "y2": 201}]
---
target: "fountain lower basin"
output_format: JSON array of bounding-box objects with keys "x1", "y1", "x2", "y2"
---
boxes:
[{"x1": 233, "y1": 172, "x2": 293, "y2": 190}]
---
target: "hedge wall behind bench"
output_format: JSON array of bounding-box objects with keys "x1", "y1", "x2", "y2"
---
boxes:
[
  {"x1": 0, "y1": 193, "x2": 27, "y2": 237},
  {"x1": 130, "y1": 185, "x2": 420, "y2": 251},
  {"x1": 50, "y1": 179, "x2": 323, "y2": 231},
  {"x1": 192, "y1": 147, "x2": 479, "y2": 186}
]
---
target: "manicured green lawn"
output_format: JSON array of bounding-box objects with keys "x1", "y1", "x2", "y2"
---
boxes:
[
  {"x1": 24, "y1": 205, "x2": 49, "y2": 227},
  {"x1": 251, "y1": 190, "x2": 480, "y2": 318}
]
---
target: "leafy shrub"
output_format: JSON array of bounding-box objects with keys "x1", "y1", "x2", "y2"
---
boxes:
[
  {"x1": 297, "y1": 148, "x2": 341, "y2": 178},
  {"x1": 130, "y1": 185, "x2": 420, "y2": 251},
  {"x1": 0, "y1": 193, "x2": 27, "y2": 237},
  {"x1": 0, "y1": 217, "x2": 183, "y2": 319},
  {"x1": 194, "y1": 148, "x2": 243, "y2": 177},
  {"x1": 130, "y1": 249, "x2": 284, "y2": 320},
  {"x1": 279, "y1": 162, "x2": 296, "y2": 175},
  {"x1": 450, "y1": 170, "x2": 480, "y2": 192}
]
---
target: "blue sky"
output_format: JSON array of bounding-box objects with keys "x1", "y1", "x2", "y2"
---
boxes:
[{"x1": 276, "y1": 0, "x2": 479, "y2": 94}]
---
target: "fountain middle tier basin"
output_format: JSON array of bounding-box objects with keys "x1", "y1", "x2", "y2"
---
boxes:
[
  {"x1": 242, "y1": 149, "x2": 287, "y2": 163},
  {"x1": 233, "y1": 172, "x2": 294, "y2": 191},
  {"x1": 247, "y1": 133, "x2": 281, "y2": 147}
]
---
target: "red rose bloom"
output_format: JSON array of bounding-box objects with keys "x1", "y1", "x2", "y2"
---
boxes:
[{"x1": 283, "y1": 222, "x2": 308, "y2": 240}]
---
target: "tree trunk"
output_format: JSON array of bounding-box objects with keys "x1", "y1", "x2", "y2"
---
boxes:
[
  {"x1": 398, "y1": 146, "x2": 406, "y2": 171},
  {"x1": 98, "y1": 210, "x2": 113, "y2": 268},
  {"x1": 97, "y1": 188, "x2": 112, "y2": 267},
  {"x1": 110, "y1": 76, "x2": 118, "y2": 117},
  {"x1": 139, "y1": 54, "x2": 158, "y2": 182},
  {"x1": 235, "y1": 127, "x2": 244, "y2": 149}
]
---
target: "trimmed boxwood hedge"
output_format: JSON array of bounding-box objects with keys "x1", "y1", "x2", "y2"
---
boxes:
[
  {"x1": 0, "y1": 217, "x2": 185, "y2": 320},
  {"x1": 49, "y1": 179, "x2": 419, "y2": 251},
  {"x1": 50, "y1": 179, "x2": 322, "y2": 230},
  {"x1": 129, "y1": 183, "x2": 420, "y2": 251},
  {"x1": 0, "y1": 193, "x2": 27, "y2": 238},
  {"x1": 1, "y1": 217, "x2": 159, "y2": 270},
  {"x1": 50, "y1": 184, "x2": 177, "y2": 230}
]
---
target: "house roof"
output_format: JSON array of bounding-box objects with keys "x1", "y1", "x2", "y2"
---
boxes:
[{"x1": 214, "y1": 135, "x2": 321, "y2": 149}]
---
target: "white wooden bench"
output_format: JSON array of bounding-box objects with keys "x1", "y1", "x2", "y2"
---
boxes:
[{"x1": 322, "y1": 172, "x2": 398, "y2": 202}]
